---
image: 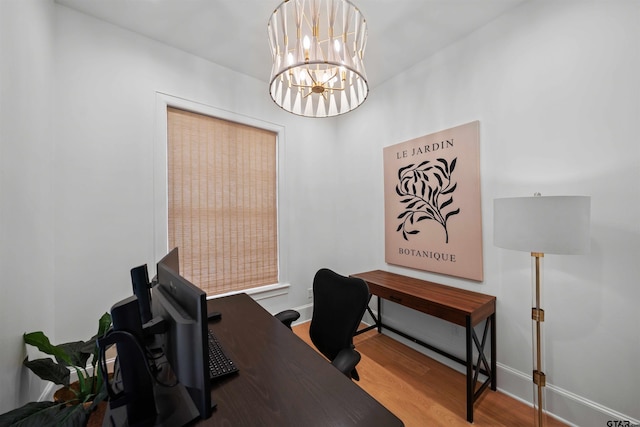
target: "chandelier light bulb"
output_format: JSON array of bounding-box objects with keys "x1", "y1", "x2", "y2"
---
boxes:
[{"x1": 334, "y1": 39, "x2": 341, "y2": 53}]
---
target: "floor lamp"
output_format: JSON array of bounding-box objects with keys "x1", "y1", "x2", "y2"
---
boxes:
[{"x1": 494, "y1": 194, "x2": 590, "y2": 426}]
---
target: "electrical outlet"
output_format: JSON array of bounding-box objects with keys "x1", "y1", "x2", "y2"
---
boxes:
[{"x1": 307, "y1": 288, "x2": 313, "y2": 299}]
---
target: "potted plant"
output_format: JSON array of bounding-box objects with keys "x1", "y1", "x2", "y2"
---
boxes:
[{"x1": 0, "y1": 312, "x2": 112, "y2": 426}]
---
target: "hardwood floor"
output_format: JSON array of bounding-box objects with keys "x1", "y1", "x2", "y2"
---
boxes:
[{"x1": 292, "y1": 322, "x2": 567, "y2": 427}]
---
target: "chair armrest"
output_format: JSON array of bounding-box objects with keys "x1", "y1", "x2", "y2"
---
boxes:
[
  {"x1": 274, "y1": 309, "x2": 300, "y2": 329},
  {"x1": 331, "y1": 347, "x2": 361, "y2": 377}
]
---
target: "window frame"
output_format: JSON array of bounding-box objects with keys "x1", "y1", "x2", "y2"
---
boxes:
[{"x1": 154, "y1": 92, "x2": 289, "y2": 301}]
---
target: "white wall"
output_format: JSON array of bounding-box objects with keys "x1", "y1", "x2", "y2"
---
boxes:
[
  {"x1": 0, "y1": 0, "x2": 56, "y2": 409},
  {"x1": 0, "y1": 0, "x2": 339, "y2": 413},
  {"x1": 49, "y1": 3, "x2": 341, "y2": 346},
  {"x1": 341, "y1": 1, "x2": 640, "y2": 425}
]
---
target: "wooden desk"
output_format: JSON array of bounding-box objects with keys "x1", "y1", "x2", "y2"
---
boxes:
[
  {"x1": 203, "y1": 293, "x2": 403, "y2": 426},
  {"x1": 350, "y1": 270, "x2": 496, "y2": 423}
]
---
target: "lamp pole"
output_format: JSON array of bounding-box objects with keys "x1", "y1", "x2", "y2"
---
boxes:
[{"x1": 532, "y1": 252, "x2": 546, "y2": 427}]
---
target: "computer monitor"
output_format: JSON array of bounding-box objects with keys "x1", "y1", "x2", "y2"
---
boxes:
[
  {"x1": 158, "y1": 246, "x2": 180, "y2": 273},
  {"x1": 151, "y1": 248, "x2": 213, "y2": 420},
  {"x1": 130, "y1": 264, "x2": 152, "y2": 324}
]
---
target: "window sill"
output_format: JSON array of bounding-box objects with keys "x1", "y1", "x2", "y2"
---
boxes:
[{"x1": 206, "y1": 282, "x2": 290, "y2": 302}]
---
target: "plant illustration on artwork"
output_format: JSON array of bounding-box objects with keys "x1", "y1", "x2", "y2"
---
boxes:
[{"x1": 395, "y1": 157, "x2": 460, "y2": 243}]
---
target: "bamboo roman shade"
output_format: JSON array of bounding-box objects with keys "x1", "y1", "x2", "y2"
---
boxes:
[{"x1": 167, "y1": 107, "x2": 278, "y2": 295}]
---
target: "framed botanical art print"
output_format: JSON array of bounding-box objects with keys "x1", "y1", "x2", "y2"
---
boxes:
[{"x1": 383, "y1": 121, "x2": 483, "y2": 281}]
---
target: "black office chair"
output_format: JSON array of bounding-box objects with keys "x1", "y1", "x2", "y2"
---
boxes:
[
  {"x1": 307, "y1": 268, "x2": 370, "y2": 381},
  {"x1": 275, "y1": 309, "x2": 300, "y2": 329}
]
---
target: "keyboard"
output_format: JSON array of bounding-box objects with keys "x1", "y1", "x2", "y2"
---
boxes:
[{"x1": 207, "y1": 329, "x2": 239, "y2": 380}]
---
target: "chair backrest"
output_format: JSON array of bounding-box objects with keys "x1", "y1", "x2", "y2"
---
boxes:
[{"x1": 309, "y1": 268, "x2": 370, "y2": 362}]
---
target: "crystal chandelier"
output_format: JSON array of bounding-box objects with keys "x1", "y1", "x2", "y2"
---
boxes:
[{"x1": 268, "y1": 0, "x2": 369, "y2": 118}]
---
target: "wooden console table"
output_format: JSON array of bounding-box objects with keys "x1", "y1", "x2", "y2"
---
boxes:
[{"x1": 350, "y1": 270, "x2": 496, "y2": 423}]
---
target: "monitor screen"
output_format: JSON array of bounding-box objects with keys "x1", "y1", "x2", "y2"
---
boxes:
[{"x1": 151, "y1": 249, "x2": 212, "y2": 420}]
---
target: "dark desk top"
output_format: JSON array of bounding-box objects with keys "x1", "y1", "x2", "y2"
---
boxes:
[{"x1": 202, "y1": 293, "x2": 403, "y2": 426}]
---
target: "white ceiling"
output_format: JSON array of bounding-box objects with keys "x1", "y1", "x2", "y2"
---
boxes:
[{"x1": 55, "y1": 0, "x2": 527, "y2": 88}]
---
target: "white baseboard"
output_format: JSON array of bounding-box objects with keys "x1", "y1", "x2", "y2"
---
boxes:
[
  {"x1": 498, "y1": 364, "x2": 639, "y2": 427},
  {"x1": 288, "y1": 303, "x2": 313, "y2": 327},
  {"x1": 38, "y1": 383, "x2": 56, "y2": 402}
]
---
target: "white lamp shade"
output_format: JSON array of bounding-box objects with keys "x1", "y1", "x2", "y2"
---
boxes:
[{"x1": 494, "y1": 196, "x2": 591, "y2": 255}]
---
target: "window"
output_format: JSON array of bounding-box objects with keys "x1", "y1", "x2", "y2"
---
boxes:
[{"x1": 166, "y1": 107, "x2": 278, "y2": 295}]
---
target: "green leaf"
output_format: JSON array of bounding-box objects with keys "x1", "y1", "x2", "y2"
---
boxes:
[
  {"x1": 94, "y1": 361, "x2": 104, "y2": 395},
  {"x1": 87, "y1": 313, "x2": 113, "y2": 374},
  {"x1": 82, "y1": 313, "x2": 111, "y2": 356},
  {"x1": 55, "y1": 404, "x2": 89, "y2": 427},
  {"x1": 57, "y1": 341, "x2": 89, "y2": 368},
  {"x1": 79, "y1": 341, "x2": 96, "y2": 358},
  {"x1": 23, "y1": 332, "x2": 73, "y2": 366},
  {"x1": 74, "y1": 368, "x2": 90, "y2": 398},
  {"x1": 97, "y1": 312, "x2": 112, "y2": 336},
  {"x1": 86, "y1": 386, "x2": 109, "y2": 413},
  {"x1": 0, "y1": 401, "x2": 60, "y2": 426},
  {"x1": 23, "y1": 357, "x2": 70, "y2": 386}
]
